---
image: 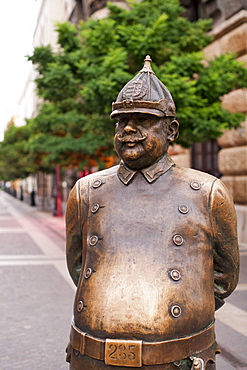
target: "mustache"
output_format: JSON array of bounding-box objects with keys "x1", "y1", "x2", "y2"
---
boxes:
[{"x1": 116, "y1": 133, "x2": 147, "y2": 143}]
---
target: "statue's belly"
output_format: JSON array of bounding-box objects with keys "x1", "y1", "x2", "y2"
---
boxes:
[
  {"x1": 75, "y1": 234, "x2": 215, "y2": 341},
  {"x1": 74, "y1": 175, "x2": 215, "y2": 340}
]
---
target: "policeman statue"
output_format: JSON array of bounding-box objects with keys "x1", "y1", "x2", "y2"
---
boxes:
[{"x1": 66, "y1": 56, "x2": 239, "y2": 370}]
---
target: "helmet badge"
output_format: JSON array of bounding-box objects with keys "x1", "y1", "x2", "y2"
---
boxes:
[{"x1": 123, "y1": 80, "x2": 148, "y2": 101}]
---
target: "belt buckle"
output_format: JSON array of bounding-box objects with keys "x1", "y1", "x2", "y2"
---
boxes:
[{"x1": 105, "y1": 339, "x2": 142, "y2": 367}]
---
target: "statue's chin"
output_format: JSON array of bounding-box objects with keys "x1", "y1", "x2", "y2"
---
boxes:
[
  {"x1": 122, "y1": 149, "x2": 142, "y2": 160},
  {"x1": 117, "y1": 146, "x2": 146, "y2": 168},
  {"x1": 121, "y1": 153, "x2": 153, "y2": 170},
  {"x1": 116, "y1": 142, "x2": 165, "y2": 170}
]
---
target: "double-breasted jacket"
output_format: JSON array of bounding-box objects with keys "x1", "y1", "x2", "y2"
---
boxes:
[{"x1": 66, "y1": 154, "x2": 239, "y2": 369}]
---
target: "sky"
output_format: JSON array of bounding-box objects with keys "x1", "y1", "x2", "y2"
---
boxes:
[{"x1": 0, "y1": 0, "x2": 37, "y2": 141}]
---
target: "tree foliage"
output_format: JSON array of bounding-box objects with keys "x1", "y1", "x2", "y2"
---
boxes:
[
  {"x1": 0, "y1": 123, "x2": 36, "y2": 180},
  {"x1": 1, "y1": 0, "x2": 246, "y2": 179}
]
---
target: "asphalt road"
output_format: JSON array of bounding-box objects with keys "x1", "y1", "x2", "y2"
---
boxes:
[{"x1": 0, "y1": 190, "x2": 246, "y2": 369}]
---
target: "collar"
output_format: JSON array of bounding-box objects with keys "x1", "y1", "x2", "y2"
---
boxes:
[{"x1": 117, "y1": 153, "x2": 175, "y2": 185}]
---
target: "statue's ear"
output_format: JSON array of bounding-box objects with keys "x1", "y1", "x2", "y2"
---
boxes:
[{"x1": 167, "y1": 120, "x2": 179, "y2": 142}]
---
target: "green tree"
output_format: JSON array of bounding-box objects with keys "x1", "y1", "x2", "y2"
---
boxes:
[
  {"x1": 1, "y1": 0, "x2": 247, "y2": 179},
  {"x1": 0, "y1": 123, "x2": 35, "y2": 181}
]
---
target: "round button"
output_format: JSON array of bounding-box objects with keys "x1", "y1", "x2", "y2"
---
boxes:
[
  {"x1": 92, "y1": 179, "x2": 102, "y2": 188},
  {"x1": 190, "y1": 181, "x2": 201, "y2": 190},
  {"x1": 170, "y1": 269, "x2": 181, "y2": 281},
  {"x1": 173, "y1": 234, "x2": 184, "y2": 246},
  {"x1": 178, "y1": 205, "x2": 189, "y2": 214},
  {"x1": 170, "y1": 305, "x2": 182, "y2": 318},
  {"x1": 77, "y1": 300, "x2": 84, "y2": 312},
  {"x1": 91, "y1": 204, "x2": 100, "y2": 213},
  {"x1": 85, "y1": 268, "x2": 92, "y2": 279},
  {"x1": 89, "y1": 235, "x2": 98, "y2": 246}
]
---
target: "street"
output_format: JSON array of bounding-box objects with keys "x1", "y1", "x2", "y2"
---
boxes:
[{"x1": 0, "y1": 190, "x2": 246, "y2": 369}]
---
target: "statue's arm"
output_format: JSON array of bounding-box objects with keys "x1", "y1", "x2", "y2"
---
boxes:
[
  {"x1": 210, "y1": 179, "x2": 240, "y2": 310},
  {"x1": 66, "y1": 181, "x2": 84, "y2": 286}
]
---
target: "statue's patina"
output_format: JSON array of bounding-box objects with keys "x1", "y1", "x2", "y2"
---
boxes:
[{"x1": 65, "y1": 56, "x2": 239, "y2": 370}]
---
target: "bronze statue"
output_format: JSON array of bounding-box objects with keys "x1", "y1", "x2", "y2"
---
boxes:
[{"x1": 65, "y1": 56, "x2": 239, "y2": 370}]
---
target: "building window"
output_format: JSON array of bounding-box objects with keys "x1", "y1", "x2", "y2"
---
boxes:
[
  {"x1": 180, "y1": 0, "x2": 202, "y2": 21},
  {"x1": 191, "y1": 139, "x2": 221, "y2": 177}
]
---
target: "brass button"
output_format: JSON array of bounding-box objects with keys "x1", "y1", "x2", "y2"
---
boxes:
[
  {"x1": 190, "y1": 181, "x2": 201, "y2": 190},
  {"x1": 77, "y1": 300, "x2": 84, "y2": 312},
  {"x1": 178, "y1": 205, "x2": 189, "y2": 214},
  {"x1": 170, "y1": 269, "x2": 181, "y2": 281},
  {"x1": 171, "y1": 305, "x2": 182, "y2": 318},
  {"x1": 85, "y1": 268, "x2": 92, "y2": 279},
  {"x1": 92, "y1": 179, "x2": 102, "y2": 188},
  {"x1": 89, "y1": 235, "x2": 98, "y2": 246},
  {"x1": 173, "y1": 234, "x2": 183, "y2": 246},
  {"x1": 91, "y1": 204, "x2": 100, "y2": 213}
]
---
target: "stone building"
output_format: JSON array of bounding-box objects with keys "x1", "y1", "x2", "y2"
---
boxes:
[
  {"x1": 203, "y1": 2, "x2": 247, "y2": 247},
  {"x1": 20, "y1": 0, "x2": 77, "y2": 121},
  {"x1": 18, "y1": 0, "x2": 80, "y2": 212},
  {"x1": 173, "y1": 0, "x2": 247, "y2": 244},
  {"x1": 173, "y1": 1, "x2": 247, "y2": 245}
]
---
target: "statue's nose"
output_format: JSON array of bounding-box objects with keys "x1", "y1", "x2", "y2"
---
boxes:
[{"x1": 124, "y1": 123, "x2": 137, "y2": 134}]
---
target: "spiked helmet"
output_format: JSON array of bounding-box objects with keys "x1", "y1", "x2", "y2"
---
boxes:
[{"x1": 110, "y1": 55, "x2": 176, "y2": 119}]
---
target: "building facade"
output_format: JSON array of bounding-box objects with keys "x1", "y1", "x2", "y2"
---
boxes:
[
  {"x1": 203, "y1": 5, "x2": 247, "y2": 246},
  {"x1": 19, "y1": 0, "x2": 77, "y2": 121},
  {"x1": 18, "y1": 0, "x2": 78, "y2": 212}
]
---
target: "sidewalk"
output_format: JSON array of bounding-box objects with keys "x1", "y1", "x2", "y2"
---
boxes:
[{"x1": 0, "y1": 191, "x2": 74, "y2": 370}]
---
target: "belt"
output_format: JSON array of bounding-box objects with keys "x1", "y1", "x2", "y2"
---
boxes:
[{"x1": 70, "y1": 319, "x2": 215, "y2": 367}]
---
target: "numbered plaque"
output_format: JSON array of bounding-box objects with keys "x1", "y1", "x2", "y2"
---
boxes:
[{"x1": 105, "y1": 339, "x2": 142, "y2": 367}]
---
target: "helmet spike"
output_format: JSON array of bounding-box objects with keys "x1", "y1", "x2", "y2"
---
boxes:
[{"x1": 140, "y1": 55, "x2": 154, "y2": 74}]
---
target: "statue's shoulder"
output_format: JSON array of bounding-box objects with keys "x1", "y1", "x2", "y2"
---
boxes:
[
  {"x1": 172, "y1": 165, "x2": 218, "y2": 189},
  {"x1": 75, "y1": 165, "x2": 119, "y2": 188}
]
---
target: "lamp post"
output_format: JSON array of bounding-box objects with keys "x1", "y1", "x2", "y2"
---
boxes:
[{"x1": 53, "y1": 165, "x2": 63, "y2": 216}]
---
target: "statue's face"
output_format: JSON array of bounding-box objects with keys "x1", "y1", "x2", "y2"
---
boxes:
[{"x1": 114, "y1": 113, "x2": 177, "y2": 170}]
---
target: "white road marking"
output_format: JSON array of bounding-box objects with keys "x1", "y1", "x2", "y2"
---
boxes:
[
  {"x1": 0, "y1": 194, "x2": 74, "y2": 291},
  {"x1": 0, "y1": 228, "x2": 25, "y2": 233},
  {"x1": 216, "y1": 302, "x2": 247, "y2": 338},
  {"x1": 235, "y1": 283, "x2": 247, "y2": 291},
  {"x1": 240, "y1": 243, "x2": 247, "y2": 250},
  {"x1": 0, "y1": 196, "x2": 63, "y2": 258},
  {"x1": 0, "y1": 258, "x2": 63, "y2": 266},
  {"x1": 53, "y1": 260, "x2": 76, "y2": 291},
  {"x1": 0, "y1": 255, "x2": 64, "y2": 260}
]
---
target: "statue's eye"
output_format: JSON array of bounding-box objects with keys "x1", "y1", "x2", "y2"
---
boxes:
[
  {"x1": 141, "y1": 118, "x2": 151, "y2": 126},
  {"x1": 117, "y1": 120, "x2": 127, "y2": 126}
]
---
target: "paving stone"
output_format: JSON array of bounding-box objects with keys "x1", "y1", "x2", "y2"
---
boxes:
[
  {"x1": 216, "y1": 355, "x2": 240, "y2": 370},
  {"x1": 0, "y1": 233, "x2": 43, "y2": 255},
  {"x1": 0, "y1": 210, "x2": 11, "y2": 216},
  {"x1": 0, "y1": 219, "x2": 21, "y2": 228},
  {"x1": 239, "y1": 255, "x2": 247, "y2": 282},
  {"x1": 216, "y1": 320, "x2": 247, "y2": 364},
  {"x1": 0, "y1": 265, "x2": 74, "y2": 369},
  {"x1": 228, "y1": 290, "x2": 247, "y2": 312}
]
